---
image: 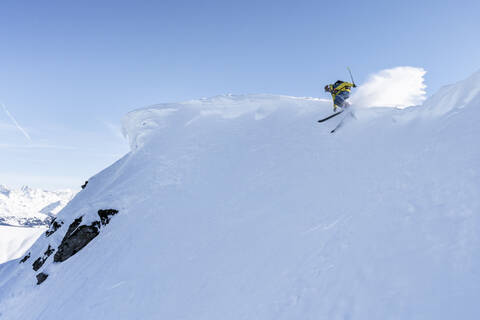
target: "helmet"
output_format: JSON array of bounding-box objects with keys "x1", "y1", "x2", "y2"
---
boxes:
[{"x1": 324, "y1": 85, "x2": 330, "y2": 92}]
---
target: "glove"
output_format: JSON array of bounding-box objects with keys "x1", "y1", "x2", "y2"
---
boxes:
[{"x1": 353, "y1": 84, "x2": 357, "y2": 88}]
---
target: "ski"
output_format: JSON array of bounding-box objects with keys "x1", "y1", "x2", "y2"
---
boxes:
[
  {"x1": 330, "y1": 111, "x2": 356, "y2": 133},
  {"x1": 330, "y1": 122, "x2": 342, "y2": 133},
  {"x1": 317, "y1": 110, "x2": 344, "y2": 123}
]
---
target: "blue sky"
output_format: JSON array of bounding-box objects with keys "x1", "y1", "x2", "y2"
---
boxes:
[{"x1": 1, "y1": 0, "x2": 479, "y2": 189}]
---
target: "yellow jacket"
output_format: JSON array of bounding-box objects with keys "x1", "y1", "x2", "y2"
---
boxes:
[
  {"x1": 327, "y1": 81, "x2": 355, "y2": 101},
  {"x1": 327, "y1": 81, "x2": 355, "y2": 111}
]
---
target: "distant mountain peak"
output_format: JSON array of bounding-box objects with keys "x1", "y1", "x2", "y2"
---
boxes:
[
  {"x1": 0, "y1": 185, "x2": 10, "y2": 197},
  {"x1": 0, "y1": 185, "x2": 75, "y2": 227}
]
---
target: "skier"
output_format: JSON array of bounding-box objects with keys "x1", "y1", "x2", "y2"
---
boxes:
[
  {"x1": 324, "y1": 80, "x2": 356, "y2": 112},
  {"x1": 322, "y1": 80, "x2": 357, "y2": 133}
]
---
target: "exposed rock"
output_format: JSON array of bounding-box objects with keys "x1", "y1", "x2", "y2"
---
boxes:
[
  {"x1": 36, "y1": 272, "x2": 48, "y2": 285},
  {"x1": 98, "y1": 209, "x2": 119, "y2": 226},
  {"x1": 53, "y1": 218, "x2": 100, "y2": 263},
  {"x1": 46, "y1": 245, "x2": 54, "y2": 256},
  {"x1": 45, "y1": 218, "x2": 63, "y2": 237},
  {"x1": 32, "y1": 245, "x2": 55, "y2": 271},
  {"x1": 64, "y1": 217, "x2": 83, "y2": 239},
  {"x1": 19, "y1": 252, "x2": 31, "y2": 264},
  {"x1": 81, "y1": 181, "x2": 88, "y2": 189},
  {"x1": 32, "y1": 258, "x2": 42, "y2": 270},
  {"x1": 52, "y1": 209, "x2": 119, "y2": 263}
]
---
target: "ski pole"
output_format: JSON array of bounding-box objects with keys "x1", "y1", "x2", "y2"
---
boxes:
[{"x1": 347, "y1": 67, "x2": 356, "y2": 87}]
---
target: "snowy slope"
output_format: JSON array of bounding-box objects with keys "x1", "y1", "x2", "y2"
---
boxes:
[
  {"x1": 0, "y1": 72, "x2": 479, "y2": 320},
  {"x1": 0, "y1": 226, "x2": 45, "y2": 264},
  {"x1": 421, "y1": 69, "x2": 480, "y2": 116}
]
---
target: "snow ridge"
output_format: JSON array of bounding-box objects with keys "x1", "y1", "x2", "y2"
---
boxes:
[
  {"x1": 422, "y1": 70, "x2": 480, "y2": 116},
  {"x1": 122, "y1": 94, "x2": 331, "y2": 151},
  {"x1": 1, "y1": 71, "x2": 480, "y2": 320}
]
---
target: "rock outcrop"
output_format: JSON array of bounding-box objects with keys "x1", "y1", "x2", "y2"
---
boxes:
[
  {"x1": 53, "y1": 209, "x2": 118, "y2": 263},
  {"x1": 45, "y1": 218, "x2": 63, "y2": 237},
  {"x1": 19, "y1": 252, "x2": 31, "y2": 264},
  {"x1": 53, "y1": 217, "x2": 99, "y2": 263},
  {"x1": 30, "y1": 208, "x2": 119, "y2": 285},
  {"x1": 98, "y1": 209, "x2": 118, "y2": 226},
  {"x1": 32, "y1": 245, "x2": 55, "y2": 271},
  {"x1": 36, "y1": 272, "x2": 48, "y2": 285}
]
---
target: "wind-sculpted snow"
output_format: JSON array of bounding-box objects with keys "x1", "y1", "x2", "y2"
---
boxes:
[
  {"x1": 122, "y1": 94, "x2": 331, "y2": 151},
  {"x1": 1, "y1": 72, "x2": 480, "y2": 320}
]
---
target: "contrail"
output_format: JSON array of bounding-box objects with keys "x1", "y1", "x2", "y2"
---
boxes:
[{"x1": 1, "y1": 102, "x2": 31, "y2": 141}]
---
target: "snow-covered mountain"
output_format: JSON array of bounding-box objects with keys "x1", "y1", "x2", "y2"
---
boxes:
[
  {"x1": 0, "y1": 71, "x2": 479, "y2": 319},
  {"x1": 0, "y1": 185, "x2": 74, "y2": 227},
  {"x1": 0, "y1": 186, "x2": 75, "y2": 264}
]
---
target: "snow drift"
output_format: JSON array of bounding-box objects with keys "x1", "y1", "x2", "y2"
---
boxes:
[{"x1": 0, "y1": 71, "x2": 479, "y2": 320}]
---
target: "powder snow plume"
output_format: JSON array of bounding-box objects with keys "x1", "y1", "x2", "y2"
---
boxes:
[{"x1": 352, "y1": 66, "x2": 427, "y2": 108}]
